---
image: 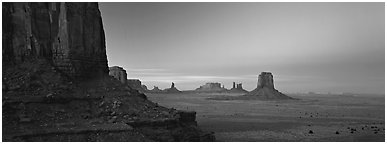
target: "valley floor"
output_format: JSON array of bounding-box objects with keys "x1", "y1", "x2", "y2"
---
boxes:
[{"x1": 146, "y1": 92, "x2": 385, "y2": 142}]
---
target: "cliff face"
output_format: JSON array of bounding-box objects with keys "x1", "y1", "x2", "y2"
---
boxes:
[
  {"x1": 257, "y1": 72, "x2": 274, "y2": 89},
  {"x1": 3, "y1": 2, "x2": 214, "y2": 142},
  {"x1": 3, "y1": 2, "x2": 108, "y2": 79},
  {"x1": 109, "y1": 66, "x2": 127, "y2": 84}
]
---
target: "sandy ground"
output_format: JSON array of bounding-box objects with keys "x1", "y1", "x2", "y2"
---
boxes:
[{"x1": 146, "y1": 92, "x2": 385, "y2": 142}]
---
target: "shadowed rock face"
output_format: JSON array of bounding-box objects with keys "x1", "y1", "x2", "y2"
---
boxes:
[
  {"x1": 245, "y1": 72, "x2": 293, "y2": 100},
  {"x1": 109, "y1": 66, "x2": 127, "y2": 84},
  {"x1": 257, "y1": 72, "x2": 274, "y2": 89},
  {"x1": 127, "y1": 79, "x2": 148, "y2": 93},
  {"x1": 3, "y1": 2, "x2": 108, "y2": 79},
  {"x1": 3, "y1": 2, "x2": 215, "y2": 142}
]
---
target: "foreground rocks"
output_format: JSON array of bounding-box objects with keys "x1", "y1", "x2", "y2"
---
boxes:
[
  {"x1": 2, "y1": 61, "x2": 214, "y2": 141},
  {"x1": 2, "y1": 2, "x2": 214, "y2": 142}
]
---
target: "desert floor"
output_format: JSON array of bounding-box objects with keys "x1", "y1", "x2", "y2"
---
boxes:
[{"x1": 146, "y1": 92, "x2": 385, "y2": 142}]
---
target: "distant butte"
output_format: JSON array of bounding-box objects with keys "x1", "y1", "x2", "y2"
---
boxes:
[
  {"x1": 163, "y1": 82, "x2": 182, "y2": 93},
  {"x1": 229, "y1": 82, "x2": 248, "y2": 93},
  {"x1": 195, "y1": 82, "x2": 227, "y2": 92},
  {"x1": 244, "y1": 72, "x2": 293, "y2": 100}
]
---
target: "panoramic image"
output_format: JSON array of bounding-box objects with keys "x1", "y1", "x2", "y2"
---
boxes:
[{"x1": 2, "y1": 2, "x2": 385, "y2": 142}]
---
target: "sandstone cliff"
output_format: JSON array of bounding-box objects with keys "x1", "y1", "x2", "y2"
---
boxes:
[
  {"x1": 3, "y1": 2, "x2": 108, "y2": 79},
  {"x1": 2, "y1": 2, "x2": 214, "y2": 142}
]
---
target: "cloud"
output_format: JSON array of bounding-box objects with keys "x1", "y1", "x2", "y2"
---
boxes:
[{"x1": 140, "y1": 75, "x2": 251, "y2": 83}]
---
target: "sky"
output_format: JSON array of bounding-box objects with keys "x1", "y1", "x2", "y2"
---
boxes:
[{"x1": 99, "y1": 2, "x2": 384, "y2": 94}]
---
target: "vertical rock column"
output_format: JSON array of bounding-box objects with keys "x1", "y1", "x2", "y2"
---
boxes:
[
  {"x1": 52, "y1": 2, "x2": 108, "y2": 79},
  {"x1": 3, "y1": 2, "x2": 109, "y2": 79},
  {"x1": 257, "y1": 72, "x2": 274, "y2": 89}
]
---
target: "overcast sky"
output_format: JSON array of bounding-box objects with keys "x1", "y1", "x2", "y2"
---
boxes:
[{"x1": 99, "y1": 2, "x2": 384, "y2": 94}]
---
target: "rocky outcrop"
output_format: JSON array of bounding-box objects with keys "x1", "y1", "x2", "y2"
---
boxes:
[
  {"x1": 3, "y1": 2, "x2": 108, "y2": 79},
  {"x1": 109, "y1": 66, "x2": 127, "y2": 84},
  {"x1": 229, "y1": 82, "x2": 248, "y2": 93},
  {"x1": 257, "y1": 72, "x2": 274, "y2": 89},
  {"x1": 141, "y1": 85, "x2": 148, "y2": 91},
  {"x1": 244, "y1": 72, "x2": 293, "y2": 100},
  {"x1": 195, "y1": 82, "x2": 227, "y2": 92},
  {"x1": 148, "y1": 86, "x2": 162, "y2": 93},
  {"x1": 3, "y1": 2, "x2": 214, "y2": 142},
  {"x1": 127, "y1": 79, "x2": 148, "y2": 93},
  {"x1": 163, "y1": 82, "x2": 181, "y2": 93},
  {"x1": 108, "y1": 66, "x2": 148, "y2": 93}
]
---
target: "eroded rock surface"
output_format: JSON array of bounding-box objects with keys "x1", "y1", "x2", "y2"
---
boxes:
[
  {"x1": 2, "y1": 2, "x2": 214, "y2": 142},
  {"x1": 109, "y1": 66, "x2": 127, "y2": 84},
  {"x1": 127, "y1": 79, "x2": 148, "y2": 93},
  {"x1": 3, "y1": 2, "x2": 108, "y2": 79}
]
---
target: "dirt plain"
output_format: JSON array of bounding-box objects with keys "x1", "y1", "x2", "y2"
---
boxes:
[{"x1": 146, "y1": 92, "x2": 385, "y2": 142}]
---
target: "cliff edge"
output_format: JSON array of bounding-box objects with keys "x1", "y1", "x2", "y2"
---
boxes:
[{"x1": 2, "y1": 2, "x2": 214, "y2": 142}]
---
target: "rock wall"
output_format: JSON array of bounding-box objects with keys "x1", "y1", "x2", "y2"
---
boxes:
[
  {"x1": 127, "y1": 79, "x2": 148, "y2": 92},
  {"x1": 3, "y1": 2, "x2": 108, "y2": 79},
  {"x1": 109, "y1": 66, "x2": 127, "y2": 84},
  {"x1": 257, "y1": 72, "x2": 274, "y2": 89}
]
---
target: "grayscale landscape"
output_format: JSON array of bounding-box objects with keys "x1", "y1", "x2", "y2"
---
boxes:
[{"x1": 2, "y1": 2, "x2": 385, "y2": 142}]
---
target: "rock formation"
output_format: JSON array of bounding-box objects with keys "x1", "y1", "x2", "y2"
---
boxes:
[
  {"x1": 244, "y1": 72, "x2": 293, "y2": 100},
  {"x1": 229, "y1": 82, "x2": 248, "y2": 93},
  {"x1": 127, "y1": 79, "x2": 148, "y2": 93},
  {"x1": 109, "y1": 66, "x2": 127, "y2": 84},
  {"x1": 141, "y1": 84, "x2": 148, "y2": 91},
  {"x1": 163, "y1": 82, "x2": 181, "y2": 93},
  {"x1": 2, "y1": 2, "x2": 214, "y2": 142},
  {"x1": 195, "y1": 82, "x2": 227, "y2": 92},
  {"x1": 3, "y1": 2, "x2": 108, "y2": 79},
  {"x1": 149, "y1": 86, "x2": 163, "y2": 93},
  {"x1": 108, "y1": 66, "x2": 148, "y2": 93}
]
